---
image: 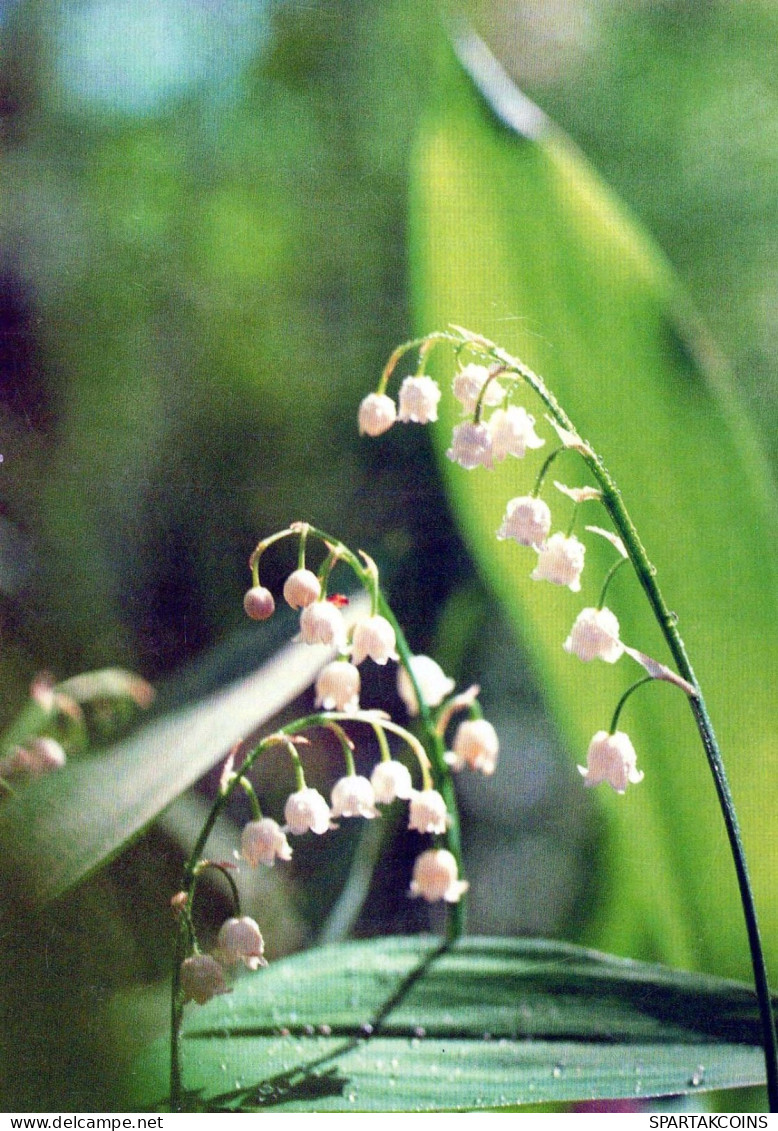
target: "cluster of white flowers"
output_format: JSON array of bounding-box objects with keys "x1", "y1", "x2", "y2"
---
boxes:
[{"x1": 180, "y1": 914, "x2": 268, "y2": 1005}]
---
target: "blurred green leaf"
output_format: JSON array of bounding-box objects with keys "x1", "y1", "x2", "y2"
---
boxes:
[
  {"x1": 409, "y1": 36, "x2": 778, "y2": 977},
  {"x1": 123, "y1": 936, "x2": 773, "y2": 1111},
  {"x1": 0, "y1": 609, "x2": 366, "y2": 909}
]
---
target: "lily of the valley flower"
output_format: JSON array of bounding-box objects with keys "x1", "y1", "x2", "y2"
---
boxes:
[
  {"x1": 564, "y1": 607, "x2": 624, "y2": 664},
  {"x1": 241, "y1": 818, "x2": 293, "y2": 867},
  {"x1": 330, "y1": 774, "x2": 379, "y2": 818},
  {"x1": 216, "y1": 917, "x2": 268, "y2": 970},
  {"x1": 2, "y1": 736, "x2": 67, "y2": 778},
  {"x1": 398, "y1": 376, "x2": 441, "y2": 423},
  {"x1": 452, "y1": 364, "x2": 506, "y2": 414},
  {"x1": 370, "y1": 759, "x2": 414, "y2": 804},
  {"x1": 283, "y1": 568, "x2": 321, "y2": 609},
  {"x1": 299, "y1": 600, "x2": 348, "y2": 650},
  {"x1": 180, "y1": 954, "x2": 231, "y2": 1005},
  {"x1": 358, "y1": 392, "x2": 397, "y2": 437},
  {"x1": 532, "y1": 533, "x2": 586, "y2": 592},
  {"x1": 488, "y1": 405, "x2": 545, "y2": 462},
  {"x1": 447, "y1": 718, "x2": 499, "y2": 775},
  {"x1": 446, "y1": 421, "x2": 493, "y2": 470},
  {"x1": 351, "y1": 615, "x2": 398, "y2": 665},
  {"x1": 243, "y1": 586, "x2": 275, "y2": 621},
  {"x1": 408, "y1": 788, "x2": 449, "y2": 834},
  {"x1": 409, "y1": 849, "x2": 469, "y2": 903},
  {"x1": 396, "y1": 655, "x2": 455, "y2": 716},
  {"x1": 284, "y1": 787, "x2": 333, "y2": 835},
  {"x1": 497, "y1": 495, "x2": 552, "y2": 547},
  {"x1": 578, "y1": 730, "x2": 644, "y2": 793},
  {"x1": 315, "y1": 660, "x2": 361, "y2": 711}
]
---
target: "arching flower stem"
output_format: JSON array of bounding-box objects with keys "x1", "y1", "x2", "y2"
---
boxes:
[
  {"x1": 598, "y1": 556, "x2": 630, "y2": 610},
  {"x1": 608, "y1": 676, "x2": 655, "y2": 734}
]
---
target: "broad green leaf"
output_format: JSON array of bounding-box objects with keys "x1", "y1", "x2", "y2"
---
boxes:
[
  {"x1": 0, "y1": 601, "x2": 367, "y2": 909},
  {"x1": 123, "y1": 936, "x2": 773, "y2": 1111},
  {"x1": 410, "y1": 35, "x2": 778, "y2": 978}
]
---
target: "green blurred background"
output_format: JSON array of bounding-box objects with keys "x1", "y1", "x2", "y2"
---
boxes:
[{"x1": 2, "y1": 0, "x2": 778, "y2": 1110}]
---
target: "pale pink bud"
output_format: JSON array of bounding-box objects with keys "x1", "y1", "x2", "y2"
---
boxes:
[
  {"x1": 370, "y1": 759, "x2": 414, "y2": 804},
  {"x1": 3, "y1": 737, "x2": 67, "y2": 778},
  {"x1": 315, "y1": 660, "x2": 361, "y2": 712},
  {"x1": 180, "y1": 954, "x2": 230, "y2": 1005},
  {"x1": 448, "y1": 718, "x2": 499, "y2": 775},
  {"x1": 409, "y1": 849, "x2": 469, "y2": 903},
  {"x1": 358, "y1": 393, "x2": 397, "y2": 437},
  {"x1": 397, "y1": 376, "x2": 441, "y2": 424},
  {"x1": 351, "y1": 615, "x2": 398, "y2": 666},
  {"x1": 408, "y1": 788, "x2": 449, "y2": 834},
  {"x1": 241, "y1": 818, "x2": 293, "y2": 867},
  {"x1": 397, "y1": 655, "x2": 455, "y2": 716},
  {"x1": 330, "y1": 774, "x2": 378, "y2": 819},
  {"x1": 283, "y1": 568, "x2": 321, "y2": 609},
  {"x1": 446, "y1": 421, "x2": 493, "y2": 470},
  {"x1": 244, "y1": 586, "x2": 275, "y2": 621},
  {"x1": 578, "y1": 730, "x2": 644, "y2": 794},
  {"x1": 488, "y1": 405, "x2": 545, "y2": 461},
  {"x1": 299, "y1": 601, "x2": 348, "y2": 650},
  {"x1": 497, "y1": 496, "x2": 552, "y2": 547},
  {"x1": 531, "y1": 533, "x2": 585, "y2": 591},
  {"x1": 284, "y1": 787, "x2": 333, "y2": 835},
  {"x1": 452, "y1": 364, "x2": 505, "y2": 414},
  {"x1": 216, "y1": 916, "x2": 268, "y2": 970},
  {"x1": 564, "y1": 607, "x2": 624, "y2": 663}
]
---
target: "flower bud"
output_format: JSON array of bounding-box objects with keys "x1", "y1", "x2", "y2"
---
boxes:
[
  {"x1": 488, "y1": 405, "x2": 545, "y2": 461},
  {"x1": 497, "y1": 496, "x2": 552, "y2": 547},
  {"x1": 180, "y1": 954, "x2": 230, "y2": 1005},
  {"x1": 449, "y1": 718, "x2": 499, "y2": 775},
  {"x1": 531, "y1": 533, "x2": 585, "y2": 592},
  {"x1": 216, "y1": 916, "x2": 268, "y2": 970},
  {"x1": 315, "y1": 660, "x2": 361, "y2": 712},
  {"x1": 408, "y1": 788, "x2": 449, "y2": 834},
  {"x1": 409, "y1": 849, "x2": 469, "y2": 903},
  {"x1": 3, "y1": 737, "x2": 67, "y2": 778},
  {"x1": 397, "y1": 655, "x2": 455, "y2": 716},
  {"x1": 578, "y1": 730, "x2": 644, "y2": 793},
  {"x1": 564, "y1": 607, "x2": 623, "y2": 664},
  {"x1": 284, "y1": 787, "x2": 333, "y2": 835},
  {"x1": 446, "y1": 421, "x2": 494, "y2": 471},
  {"x1": 397, "y1": 376, "x2": 441, "y2": 424},
  {"x1": 283, "y1": 568, "x2": 321, "y2": 610},
  {"x1": 243, "y1": 586, "x2": 275, "y2": 621},
  {"x1": 241, "y1": 818, "x2": 293, "y2": 867},
  {"x1": 358, "y1": 393, "x2": 397, "y2": 437},
  {"x1": 299, "y1": 601, "x2": 347, "y2": 650},
  {"x1": 351, "y1": 615, "x2": 398, "y2": 666},
  {"x1": 330, "y1": 774, "x2": 378, "y2": 819},
  {"x1": 370, "y1": 759, "x2": 414, "y2": 804},
  {"x1": 452, "y1": 364, "x2": 505, "y2": 414}
]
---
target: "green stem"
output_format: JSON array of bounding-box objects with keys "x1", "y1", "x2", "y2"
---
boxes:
[
  {"x1": 457, "y1": 328, "x2": 778, "y2": 1110},
  {"x1": 597, "y1": 555, "x2": 629, "y2": 609},
  {"x1": 608, "y1": 676, "x2": 654, "y2": 734}
]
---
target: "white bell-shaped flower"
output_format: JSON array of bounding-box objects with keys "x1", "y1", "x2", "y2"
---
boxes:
[
  {"x1": 299, "y1": 601, "x2": 348, "y2": 650},
  {"x1": 283, "y1": 568, "x2": 321, "y2": 609},
  {"x1": 447, "y1": 718, "x2": 499, "y2": 775},
  {"x1": 398, "y1": 376, "x2": 441, "y2": 423},
  {"x1": 284, "y1": 787, "x2": 333, "y2": 835},
  {"x1": 315, "y1": 660, "x2": 361, "y2": 712},
  {"x1": 180, "y1": 954, "x2": 230, "y2": 1005},
  {"x1": 241, "y1": 818, "x2": 293, "y2": 867},
  {"x1": 446, "y1": 421, "x2": 494, "y2": 470},
  {"x1": 408, "y1": 788, "x2": 449, "y2": 834},
  {"x1": 578, "y1": 730, "x2": 644, "y2": 793},
  {"x1": 452, "y1": 364, "x2": 506, "y2": 414},
  {"x1": 488, "y1": 405, "x2": 545, "y2": 462},
  {"x1": 216, "y1": 916, "x2": 268, "y2": 970},
  {"x1": 351, "y1": 615, "x2": 398, "y2": 665},
  {"x1": 358, "y1": 392, "x2": 397, "y2": 437},
  {"x1": 330, "y1": 774, "x2": 378, "y2": 818},
  {"x1": 564, "y1": 607, "x2": 624, "y2": 664},
  {"x1": 397, "y1": 655, "x2": 455, "y2": 716},
  {"x1": 370, "y1": 759, "x2": 414, "y2": 804},
  {"x1": 409, "y1": 849, "x2": 469, "y2": 903},
  {"x1": 497, "y1": 496, "x2": 552, "y2": 547},
  {"x1": 531, "y1": 533, "x2": 586, "y2": 592}
]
